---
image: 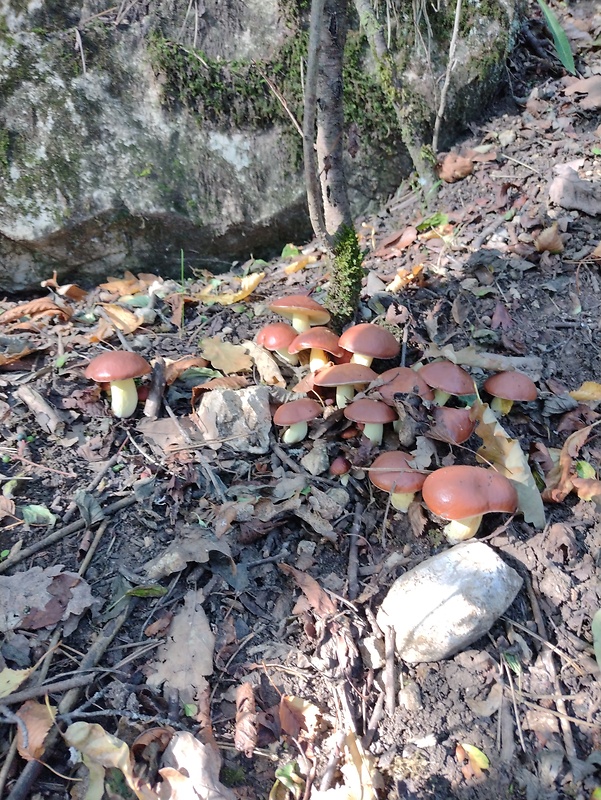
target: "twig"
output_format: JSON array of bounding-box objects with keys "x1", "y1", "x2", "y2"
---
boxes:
[
  {"x1": 362, "y1": 690, "x2": 385, "y2": 748},
  {"x1": 384, "y1": 624, "x2": 396, "y2": 717},
  {"x1": 74, "y1": 28, "x2": 87, "y2": 75},
  {"x1": 318, "y1": 729, "x2": 346, "y2": 792},
  {"x1": 78, "y1": 519, "x2": 109, "y2": 577},
  {"x1": 0, "y1": 675, "x2": 95, "y2": 707},
  {"x1": 253, "y1": 61, "x2": 303, "y2": 137},
  {"x1": 503, "y1": 657, "x2": 526, "y2": 752},
  {"x1": 0, "y1": 495, "x2": 137, "y2": 575},
  {"x1": 62, "y1": 437, "x2": 127, "y2": 526},
  {"x1": 347, "y1": 502, "x2": 363, "y2": 601},
  {"x1": 432, "y1": 0, "x2": 462, "y2": 152},
  {"x1": 143, "y1": 355, "x2": 166, "y2": 418},
  {"x1": 0, "y1": 739, "x2": 18, "y2": 799},
  {"x1": 95, "y1": 307, "x2": 132, "y2": 350}
]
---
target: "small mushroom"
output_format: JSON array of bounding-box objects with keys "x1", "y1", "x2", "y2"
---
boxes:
[
  {"x1": 371, "y1": 366, "x2": 435, "y2": 405},
  {"x1": 269, "y1": 294, "x2": 330, "y2": 333},
  {"x1": 330, "y1": 455, "x2": 352, "y2": 485},
  {"x1": 368, "y1": 450, "x2": 427, "y2": 512},
  {"x1": 344, "y1": 398, "x2": 398, "y2": 446},
  {"x1": 273, "y1": 398, "x2": 322, "y2": 444},
  {"x1": 85, "y1": 351, "x2": 151, "y2": 418},
  {"x1": 288, "y1": 327, "x2": 344, "y2": 372},
  {"x1": 421, "y1": 464, "x2": 518, "y2": 543},
  {"x1": 338, "y1": 323, "x2": 400, "y2": 366},
  {"x1": 313, "y1": 363, "x2": 377, "y2": 408},
  {"x1": 256, "y1": 322, "x2": 299, "y2": 365},
  {"x1": 483, "y1": 371, "x2": 537, "y2": 416},
  {"x1": 418, "y1": 361, "x2": 475, "y2": 406}
]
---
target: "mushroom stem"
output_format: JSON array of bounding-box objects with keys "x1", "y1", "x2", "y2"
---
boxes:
[
  {"x1": 335, "y1": 384, "x2": 356, "y2": 408},
  {"x1": 490, "y1": 396, "x2": 514, "y2": 416},
  {"x1": 309, "y1": 348, "x2": 329, "y2": 372},
  {"x1": 281, "y1": 421, "x2": 308, "y2": 444},
  {"x1": 443, "y1": 514, "x2": 483, "y2": 543},
  {"x1": 291, "y1": 313, "x2": 311, "y2": 334},
  {"x1": 350, "y1": 353, "x2": 374, "y2": 367},
  {"x1": 433, "y1": 389, "x2": 451, "y2": 406},
  {"x1": 275, "y1": 347, "x2": 300, "y2": 366},
  {"x1": 391, "y1": 491, "x2": 415, "y2": 512},
  {"x1": 109, "y1": 378, "x2": 139, "y2": 419},
  {"x1": 362, "y1": 422, "x2": 384, "y2": 447}
]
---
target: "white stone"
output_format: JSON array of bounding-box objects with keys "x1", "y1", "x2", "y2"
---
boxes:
[
  {"x1": 377, "y1": 542, "x2": 522, "y2": 663},
  {"x1": 195, "y1": 385, "x2": 272, "y2": 454}
]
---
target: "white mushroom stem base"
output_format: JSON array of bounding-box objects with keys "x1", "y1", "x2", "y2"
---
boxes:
[
  {"x1": 276, "y1": 347, "x2": 300, "y2": 366},
  {"x1": 281, "y1": 421, "x2": 308, "y2": 444},
  {"x1": 443, "y1": 515, "x2": 483, "y2": 543},
  {"x1": 362, "y1": 422, "x2": 384, "y2": 447},
  {"x1": 109, "y1": 378, "x2": 139, "y2": 418},
  {"x1": 309, "y1": 348, "x2": 329, "y2": 372},
  {"x1": 391, "y1": 492, "x2": 415, "y2": 512},
  {"x1": 490, "y1": 397, "x2": 514, "y2": 416},
  {"x1": 351, "y1": 353, "x2": 374, "y2": 367}
]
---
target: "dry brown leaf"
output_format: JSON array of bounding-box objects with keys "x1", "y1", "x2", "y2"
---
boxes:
[
  {"x1": 164, "y1": 355, "x2": 210, "y2": 385},
  {"x1": 159, "y1": 732, "x2": 237, "y2": 800},
  {"x1": 16, "y1": 699, "x2": 56, "y2": 761},
  {"x1": 234, "y1": 682, "x2": 257, "y2": 757},
  {"x1": 385, "y1": 264, "x2": 424, "y2": 293},
  {"x1": 279, "y1": 695, "x2": 322, "y2": 740},
  {"x1": 569, "y1": 381, "x2": 601, "y2": 403},
  {"x1": 549, "y1": 165, "x2": 601, "y2": 215},
  {"x1": 0, "y1": 495, "x2": 17, "y2": 523},
  {"x1": 144, "y1": 612, "x2": 174, "y2": 638},
  {"x1": 284, "y1": 254, "x2": 319, "y2": 274},
  {"x1": 191, "y1": 376, "x2": 249, "y2": 405},
  {"x1": 97, "y1": 303, "x2": 144, "y2": 334},
  {"x1": 99, "y1": 271, "x2": 159, "y2": 296},
  {"x1": 0, "y1": 298, "x2": 71, "y2": 325},
  {"x1": 195, "y1": 272, "x2": 264, "y2": 305},
  {"x1": 0, "y1": 666, "x2": 35, "y2": 699},
  {"x1": 564, "y1": 75, "x2": 601, "y2": 109},
  {"x1": 491, "y1": 302, "x2": 513, "y2": 331},
  {"x1": 535, "y1": 223, "x2": 564, "y2": 253},
  {"x1": 0, "y1": 338, "x2": 36, "y2": 367},
  {"x1": 373, "y1": 226, "x2": 418, "y2": 256},
  {"x1": 312, "y1": 731, "x2": 381, "y2": 800},
  {"x1": 279, "y1": 564, "x2": 337, "y2": 618},
  {"x1": 200, "y1": 337, "x2": 253, "y2": 374},
  {"x1": 571, "y1": 477, "x2": 601, "y2": 502},
  {"x1": 242, "y1": 340, "x2": 286, "y2": 387},
  {"x1": 543, "y1": 423, "x2": 601, "y2": 502},
  {"x1": 439, "y1": 151, "x2": 474, "y2": 182}
]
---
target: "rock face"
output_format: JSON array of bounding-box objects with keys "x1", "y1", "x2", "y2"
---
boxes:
[
  {"x1": 377, "y1": 541, "x2": 523, "y2": 663},
  {"x1": 0, "y1": 0, "x2": 519, "y2": 291}
]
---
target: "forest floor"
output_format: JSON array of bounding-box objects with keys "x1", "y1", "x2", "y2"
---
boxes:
[{"x1": 1, "y1": 4, "x2": 601, "y2": 800}]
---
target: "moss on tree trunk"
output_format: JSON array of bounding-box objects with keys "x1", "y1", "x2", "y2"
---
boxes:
[{"x1": 325, "y1": 224, "x2": 365, "y2": 332}]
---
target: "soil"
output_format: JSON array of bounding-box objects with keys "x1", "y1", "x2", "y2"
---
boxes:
[{"x1": 1, "y1": 5, "x2": 601, "y2": 800}]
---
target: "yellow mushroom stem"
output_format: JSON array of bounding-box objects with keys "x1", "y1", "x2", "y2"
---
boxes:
[
  {"x1": 275, "y1": 347, "x2": 300, "y2": 366},
  {"x1": 490, "y1": 396, "x2": 514, "y2": 416},
  {"x1": 109, "y1": 378, "x2": 139, "y2": 419},
  {"x1": 433, "y1": 389, "x2": 451, "y2": 406},
  {"x1": 350, "y1": 353, "x2": 374, "y2": 367},
  {"x1": 309, "y1": 348, "x2": 329, "y2": 372},
  {"x1": 281, "y1": 421, "x2": 308, "y2": 444},
  {"x1": 290, "y1": 313, "x2": 311, "y2": 334},
  {"x1": 362, "y1": 422, "x2": 384, "y2": 447},
  {"x1": 443, "y1": 514, "x2": 483, "y2": 544},
  {"x1": 390, "y1": 491, "x2": 416, "y2": 512}
]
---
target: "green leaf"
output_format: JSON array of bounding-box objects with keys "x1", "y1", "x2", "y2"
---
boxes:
[
  {"x1": 21, "y1": 504, "x2": 57, "y2": 527},
  {"x1": 416, "y1": 212, "x2": 449, "y2": 232},
  {"x1": 73, "y1": 490, "x2": 105, "y2": 528},
  {"x1": 124, "y1": 584, "x2": 168, "y2": 598},
  {"x1": 592, "y1": 609, "x2": 601, "y2": 674},
  {"x1": 576, "y1": 460, "x2": 596, "y2": 479},
  {"x1": 503, "y1": 652, "x2": 522, "y2": 675},
  {"x1": 460, "y1": 743, "x2": 490, "y2": 771},
  {"x1": 183, "y1": 703, "x2": 197, "y2": 717},
  {"x1": 536, "y1": 0, "x2": 576, "y2": 75},
  {"x1": 593, "y1": 146, "x2": 601, "y2": 156},
  {"x1": 281, "y1": 243, "x2": 300, "y2": 259},
  {"x1": 54, "y1": 354, "x2": 68, "y2": 369}
]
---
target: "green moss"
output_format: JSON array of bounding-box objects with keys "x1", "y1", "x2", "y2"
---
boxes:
[
  {"x1": 0, "y1": 129, "x2": 9, "y2": 173},
  {"x1": 326, "y1": 225, "x2": 366, "y2": 330}
]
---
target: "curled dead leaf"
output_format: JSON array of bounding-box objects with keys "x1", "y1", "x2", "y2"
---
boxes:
[
  {"x1": 195, "y1": 272, "x2": 264, "y2": 305},
  {"x1": 535, "y1": 223, "x2": 564, "y2": 254},
  {"x1": 16, "y1": 699, "x2": 56, "y2": 761},
  {"x1": 439, "y1": 152, "x2": 474, "y2": 182}
]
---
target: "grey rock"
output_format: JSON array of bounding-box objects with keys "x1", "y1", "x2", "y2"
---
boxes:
[
  {"x1": 196, "y1": 385, "x2": 271, "y2": 453},
  {"x1": 377, "y1": 541, "x2": 522, "y2": 663}
]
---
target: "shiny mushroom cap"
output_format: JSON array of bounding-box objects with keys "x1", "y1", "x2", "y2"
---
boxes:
[
  {"x1": 85, "y1": 351, "x2": 151, "y2": 382},
  {"x1": 418, "y1": 361, "x2": 475, "y2": 396},
  {"x1": 430, "y1": 407, "x2": 476, "y2": 444},
  {"x1": 422, "y1": 465, "x2": 518, "y2": 521},
  {"x1": 483, "y1": 371, "x2": 538, "y2": 402},
  {"x1": 273, "y1": 398, "x2": 322, "y2": 427},
  {"x1": 269, "y1": 295, "x2": 330, "y2": 331},
  {"x1": 344, "y1": 398, "x2": 398, "y2": 425},
  {"x1": 373, "y1": 366, "x2": 435, "y2": 405},
  {"x1": 368, "y1": 450, "x2": 427, "y2": 494},
  {"x1": 338, "y1": 323, "x2": 400, "y2": 364},
  {"x1": 313, "y1": 363, "x2": 378, "y2": 388},
  {"x1": 288, "y1": 327, "x2": 344, "y2": 357},
  {"x1": 255, "y1": 322, "x2": 298, "y2": 351}
]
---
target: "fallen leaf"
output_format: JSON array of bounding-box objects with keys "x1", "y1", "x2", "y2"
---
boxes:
[
  {"x1": 195, "y1": 272, "x2": 264, "y2": 305},
  {"x1": 200, "y1": 337, "x2": 253, "y2": 374},
  {"x1": 164, "y1": 355, "x2": 210, "y2": 385},
  {"x1": 0, "y1": 298, "x2": 71, "y2": 325},
  {"x1": 439, "y1": 151, "x2": 474, "y2": 182},
  {"x1": 0, "y1": 666, "x2": 35, "y2": 699},
  {"x1": 457, "y1": 742, "x2": 490, "y2": 780},
  {"x1": 99, "y1": 271, "x2": 159, "y2": 296},
  {"x1": 97, "y1": 303, "x2": 144, "y2": 334},
  {"x1": 16, "y1": 699, "x2": 56, "y2": 761},
  {"x1": 279, "y1": 695, "x2": 322, "y2": 740},
  {"x1": 279, "y1": 564, "x2": 337, "y2": 619},
  {"x1": 549, "y1": 165, "x2": 601, "y2": 216},
  {"x1": 491, "y1": 302, "x2": 513, "y2": 331},
  {"x1": 242, "y1": 340, "x2": 286, "y2": 387},
  {"x1": 569, "y1": 381, "x2": 601, "y2": 404},
  {"x1": 234, "y1": 682, "x2": 257, "y2": 757},
  {"x1": 0, "y1": 336, "x2": 37, "y2": 367},
  {"x1": 373, "y1": 226, "x2": 417, "y2": 256},
  {"x1": 284, "y1": 254, "x2": 318, "y2": 274},
  {"x1": 543, "y1": 423, "x2": 601, "y2": 503},
  {"x1": 571, "y1": 477, "x2": 601, "y2": 502},
  {"x1": 312, "y1": 731, "x2": 381, "y2": 800},
  {"x1": 159, "y1": 731, "x2": 237, "y2": 800},
  {"x1": 564, "y1": 75, "x2": 601, "y2": 109},
  {"x1": 385, "y1": 264, "x2": 424, "y2": 293},
  {"x1": 535, "y1": 223, "x2": 564, "y2": 253}
]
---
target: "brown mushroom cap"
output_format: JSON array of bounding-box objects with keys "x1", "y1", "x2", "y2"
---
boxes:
[
  {"x1": 288, "y1": 327, "x2": 344, "y2": 357},
  {"x1": 373, "y1": 366, "x2": 435, "y2": 404},
  {"x1": 369, "y1": 451, "x2": 427, "y2": 494},
  {"x1": 344, "y1": 398, "x2": 398, "y2": 425},
  {"x1": 313, "y1": 363, "x2": 377, "y2": 388},
  {"x1": 422, "y1": 465, "x2": 518, "y2": 521},
  {"x1": 269, "y1": 295, "x2": 330, "y2": 326},
  {"x1": 430, "y1": 407, "x2": 476, "y2": 444},
  {"x1": 273, "y1": 398, "x2": 322, "y2": 426},
  {"x1": 338, "y1": 323, "x2": 400, "y2": 360},
  {"x1": 483, "y1": 371, "x2": 537, "y2": 402},
  {"x1": 85, "y1": 351, "x2": 151, "y2": 382},
  {"x1": 256, "y1": 322, "x2": 297, "y2": 351},
  {"x1": 418, "y1": 361, "x2": 475, "y2": 396}
]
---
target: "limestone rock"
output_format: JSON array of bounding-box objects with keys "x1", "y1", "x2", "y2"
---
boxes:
[
  {"x1": 196, "y1": 385, "x2": 271, "y2": 453},
  {"x1": 377, "y1": 541, "x2": 522, "y2": 663}
]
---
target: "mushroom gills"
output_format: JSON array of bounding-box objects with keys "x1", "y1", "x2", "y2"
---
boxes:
[
  {"x1": 109, "y1": 378, "x2": 139, "y2": 419},
  {"x1": 443, "y1": 514, "x2": 483, "y2": 543}
]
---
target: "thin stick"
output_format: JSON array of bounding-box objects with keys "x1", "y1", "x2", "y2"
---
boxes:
[
  {"x1": 78, "y1": 520, "x2": 109, "y2": 577},
  {"x1": 0, "y1": 675, "x2": 95, "y2": 707},
  {"x1": 347, "y1": 502, "x2": 363, "y2": 601},
  {"x1": 318, "y1": 730, "x2": 346, "y2": 792},
  {"x1": 384, "y1": 624, "x2": 396, "y2": 717},
  {"x1": 362, "y1": 690, "x2": 385, "y2": 748},
  {"x1": 253, "y1": 61, "x2": 303, "y2": 137},
  {"x1": 432, "y1": 0, "x2": 462, "y2": 152}
]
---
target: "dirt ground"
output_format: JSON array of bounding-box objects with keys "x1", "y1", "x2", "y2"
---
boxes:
[{"x1": 1, "y1": 4, "x2": 601, "y2": 799}]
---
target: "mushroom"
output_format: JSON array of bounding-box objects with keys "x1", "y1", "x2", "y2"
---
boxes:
[
  {"x1": 421, "y1": 464, "x2": 518, "y2": 543},
  {"x1": 344, "y1": 398, "x2": 398, "y2": 446},
  {"x1": 429, "y1": 407, "x2": 476, "y2": 444},
  {"x1": 371, "y1": 366, "x2": 434, "y2": 405},
  {"x1": 85, "y1": 351, "x2": 151, "y2": 418},
  {"x1": 256, "y1": 322, "x2": 300, "y2": 365},
  {"x1": 368, "y1": 450, "x2": 427, "y2": 511},
  {"x1": 338, "y1": 323, "x2": 400, "y2": 366},
  {"x1": 269, "y1": 294, "x2": 330, "y2": 333},
  {"x1": 273, "y1": 398, "x2": 322, "y2": 444},
  {"x1": 313, "y1": 363, "x2": 377, "y2": 408},
  {"x1": 288, "y1": 327, "x2": 344, "y2": 372},
  {"x1": 483, "y1": 371, "x2": 537, "y2": 416},
  {"x1": 418, "y1": 361, "x2": 475, "y2": 406},
  {"x1": 330, "y1": 455, "x2": 352, "y2": 485}
]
